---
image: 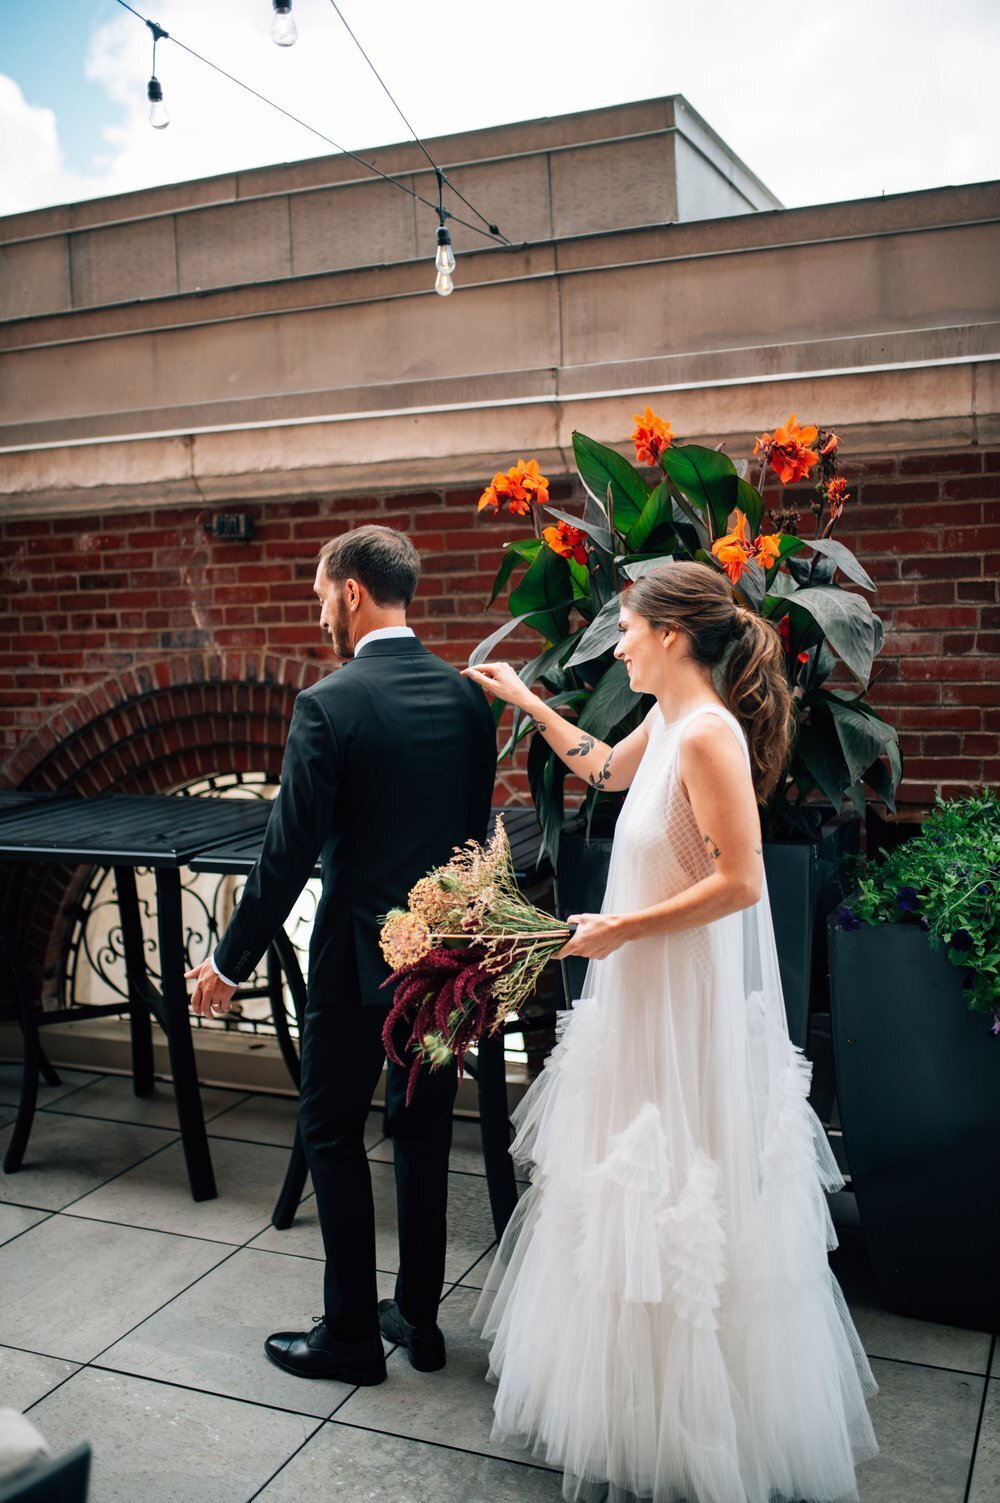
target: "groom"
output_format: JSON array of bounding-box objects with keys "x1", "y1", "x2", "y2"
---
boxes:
[{"x1": 186, "y1": 525, "x2": 497, "y2": 1383}]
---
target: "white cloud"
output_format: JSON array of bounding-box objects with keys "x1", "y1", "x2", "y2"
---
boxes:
[{"x1": 2, "y1": 0, "x2": 998, "y2": 219}]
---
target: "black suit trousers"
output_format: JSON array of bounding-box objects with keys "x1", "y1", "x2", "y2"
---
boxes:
[{"x1": 298, "y1": 994, "x2": 459, "y2": 1341}]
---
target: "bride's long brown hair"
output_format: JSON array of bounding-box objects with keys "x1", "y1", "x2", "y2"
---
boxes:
[{"x1": 626, "y1": 561, "x2": 793, "y2": 802}]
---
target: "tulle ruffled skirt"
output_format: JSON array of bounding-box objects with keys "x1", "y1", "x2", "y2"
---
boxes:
[{"x1": 472, "y1": 987, "x2": 878, "y2": 1503}]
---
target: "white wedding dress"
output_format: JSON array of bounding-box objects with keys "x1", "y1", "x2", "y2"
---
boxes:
[{"x1": 473, "y1": 704, "x2": 878, "y2": 1503}]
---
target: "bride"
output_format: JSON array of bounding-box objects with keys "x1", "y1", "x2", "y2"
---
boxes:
[{"x1": 463, "y1": 561, "x2": 877, "y2": 1503}]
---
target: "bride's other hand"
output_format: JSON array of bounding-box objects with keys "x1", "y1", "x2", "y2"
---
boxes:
[
  {"x1": 462, "y1": 661, "x2": 533, "y2": 711},
  {"x1": 557, "y1": 913, "x2": 629, "y2": 960}
]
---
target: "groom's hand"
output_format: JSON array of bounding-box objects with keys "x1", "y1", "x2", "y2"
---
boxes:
[{"x1": 185, "y1": 959, "x2": 240, "y2": 1018}]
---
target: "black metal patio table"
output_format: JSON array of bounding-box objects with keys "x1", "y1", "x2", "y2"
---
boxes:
[
  {"x1": 0, "y1": 793, "x2": 273, "y2": 1201},
  {"x1": 189, "y1": 804, "x2": 550, "y2": 1239}
]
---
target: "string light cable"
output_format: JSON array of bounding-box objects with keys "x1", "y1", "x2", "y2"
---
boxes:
[{"x1": 111, "y1": 0, "x2": 510, "y2": 297}]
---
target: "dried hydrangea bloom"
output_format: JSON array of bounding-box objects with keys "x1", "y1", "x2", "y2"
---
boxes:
[{"x1": 407, "y1": 875, "x2": 461, "y2": 927}]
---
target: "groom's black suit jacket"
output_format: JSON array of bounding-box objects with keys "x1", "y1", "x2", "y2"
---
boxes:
[{"x1": 215, "y1": 637, "x2": 497, "y2": 1006}]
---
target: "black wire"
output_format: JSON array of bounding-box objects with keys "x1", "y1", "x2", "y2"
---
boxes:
[
  {"x1": 326, "y1": 0, "x2": 505, "y2": 240},
  {"x1": 111, "y1": 0, "x2": 508, "y2": 247}
]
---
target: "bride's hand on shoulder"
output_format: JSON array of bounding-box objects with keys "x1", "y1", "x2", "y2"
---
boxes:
[
  {"x1": 557, "y1": 913, "x2": 630, "y2": 960},
  {"x1": 462, "y1": 661, "x2": 533, "y2": 710}
]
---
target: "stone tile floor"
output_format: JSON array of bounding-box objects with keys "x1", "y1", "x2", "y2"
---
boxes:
[{"x1": 0, "y1": 1063, "x2": 996, "y2": 1503}]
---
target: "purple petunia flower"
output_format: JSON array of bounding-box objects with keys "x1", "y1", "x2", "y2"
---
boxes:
[
  {"x1": 836, "y1": 905, "x2": 862, "y2": 932},
  {"x1": 949, "y1": 929, "x2": 974, "y2": 952},
  {"x1": 896, "y1": 886, "x2": 920, "y2": 912}
]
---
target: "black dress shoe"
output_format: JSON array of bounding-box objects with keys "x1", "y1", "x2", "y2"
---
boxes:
[
  {"x1": 378, "y1": 1298, "x2": 446, "y2": 1372},
  {"x1": 264, "y1": 1319, "x2": 386, "y2": 1384}
]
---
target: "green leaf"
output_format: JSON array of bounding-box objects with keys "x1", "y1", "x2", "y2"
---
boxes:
[
  {"x1": 794, "y1": 715, "x2": 846, "y2": 809},
  {"x1": 826, "y1": 696, "x2": 898, "y2": 786},
  {"x1": 565, "y1": 595, "x2": 623, "y2": 668},
  {"x1": 542, "y1": 505, "x2": 613, "y2": 555},
  {"x1": 572, "y1": 432, "x2": 649, "y2": 534},
  {"x1": 765, "y1": 534, "x2": 805, "y2": 585},
  {"x1": 735, "y1": 558, "x2": 766, "y2": 613},
  {"x1": 660, "y1": 444, "x2": 737, "y2": 540},
  {"x1": 577, "y1": 658, "x2": 639, "y2": 739},
  {"x1": 527, "y1": 732, "x2": 566, "y2": 867},
  {"x1": 624, "y1": 481, "x2": 674, "y2": 554},
  {"x1": 508, "y1": 545, "x2": 574, "y2": 646},
  {"x1": 469, "y1": 595, "x2": 576, "y2": 667},
  {"x1": 516, "y1": 631, "x2": 585, "y2": 693},
  {"x1": 732, "y1": 476, "x2": 766, "y2": 535},
  {"x1": 624, "y1": 557, "x2": 672, "y2": 582},
  {"x1": 787, "y1": 585, "x2": 877, "y2": 686},
  {"x1": 800, "y1": 538, "x2": 872, "y2": 589},
  {"x1": 486, "y1": 538, "x2": 541, "y2": 608}
]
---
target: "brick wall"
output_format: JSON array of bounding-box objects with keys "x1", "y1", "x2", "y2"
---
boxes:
[{"x1": 1, "y1": 453, "x2": 997, "y2": 803}]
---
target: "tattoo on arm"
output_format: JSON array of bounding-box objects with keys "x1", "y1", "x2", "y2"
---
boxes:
[
  {"x1": 531, "y1": 720, "x2": 547, "y2": 733},
  {"x1": 753, "y1": 844, "x2": 762, "y2": 855},
  {"x1": 703, "y1": 833, "x2": 722, "y2": 860},
  {"x1": 567, "y1": 735, "x2": 596, "y2": 757},
  {"x1": 586, "y1": 749, "x2": 614, "y2": 791}
]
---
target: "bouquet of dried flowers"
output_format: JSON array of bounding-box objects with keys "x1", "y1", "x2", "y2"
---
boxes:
[{"x1": 379, "y1": 816, "x2": 569, "y2": 1101}]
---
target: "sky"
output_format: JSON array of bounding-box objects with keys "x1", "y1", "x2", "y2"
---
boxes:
[{"x1": 1, "y1": 0, "x2": 999, "y2": 221}]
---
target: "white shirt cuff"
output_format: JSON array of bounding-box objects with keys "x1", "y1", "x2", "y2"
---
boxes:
[{"x1": 210, "y1": 953, "x2": 239, "y2": 988}]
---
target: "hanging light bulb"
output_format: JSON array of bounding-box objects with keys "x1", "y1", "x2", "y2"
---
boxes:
[
  {"x1": 434, "y1": 269, "x2": 454, "y2": 297},
  {"x1": 435, "y1": 225, "x2": 456, "y2": 276},
  {"x1": 271, "y1": 0, "x2": 298, "y2": 46},
  {"x1": 147, "y1": 75, "x2": 170, "y2": 129}
]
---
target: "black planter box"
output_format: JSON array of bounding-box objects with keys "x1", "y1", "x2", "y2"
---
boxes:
[
  {"x1": 829, "y1": 922, "x2": 1000, "y2": 1331},
  {"x1": 554, "y1": 833, "x2": 614, "y2": 1003},
  {"x1": 763, "y1": 819, "x2": 857, "y2": 1048}
]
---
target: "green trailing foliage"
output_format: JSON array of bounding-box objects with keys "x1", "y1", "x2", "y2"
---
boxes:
[{"x1": 837, "y1": 791, "x2": 1000, "y2": 1027}]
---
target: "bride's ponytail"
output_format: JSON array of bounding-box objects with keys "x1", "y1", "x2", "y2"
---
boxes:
[
  {"x1": 627, "y1": 562, "x2": 793, "y2": 802},
  {"x1": 720, "y1": 609, "x2": 792, "y2": 801}
]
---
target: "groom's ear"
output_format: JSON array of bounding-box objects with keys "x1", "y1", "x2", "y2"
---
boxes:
[{"x1": 343, "y1": 576, "x2": 363, "y2": 611}]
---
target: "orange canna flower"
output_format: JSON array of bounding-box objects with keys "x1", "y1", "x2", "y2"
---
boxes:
[
  {"x1": 478, "y1": 457, "x2": 549, "y2": 515},
  {"x1": 819, "y1": 431, "x2": 840, "y2": 456},
  {"x1": 711, "y1": 509, "x2": 753, "y2": 583},
  {"x1": 542, "y1": 520, "x2": 588, "y2": 565},
  {"x1": 631, "y1": 405, "x2": 674, "y2": 466},
  {"x1": 712, "y1": 511, "x2": 781, "y2": 583},
  {"x1": 753, "y1": 412, "x2": 820, "y2": 486}
]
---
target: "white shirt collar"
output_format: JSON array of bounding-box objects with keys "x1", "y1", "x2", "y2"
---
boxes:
[{"x1": 354, "y1": 625, "x2": 416, "y2": 656}]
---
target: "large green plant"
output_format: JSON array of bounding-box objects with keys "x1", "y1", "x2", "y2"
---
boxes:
[
  {"x1": 836, "y1": 790, "x2": 1000, "y2": 1029},
  {"x1": 472, "y1": 415, "x2": 901, "y2": 860}
]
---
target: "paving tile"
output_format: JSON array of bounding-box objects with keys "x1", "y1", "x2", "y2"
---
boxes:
[
  {"x1": 0, "y1": 1113, "x2": 177, "y2": 1211},
  {"x1": 248, "y1": 1164, "x2": 497, "y2": 1285},
  {"x1": 0, "y1": 1344, "x2": 78, "y2": 1409},
  {"x1": 455, "y1": 1246, "x2": 499, "y2": 1291},
  {"x1": 248, "y1": 1192, "x2": 324, "y2": 1260},
  {"x1": 255, "y1": 1419, "x2": 563, "y2": 1502},
  {"x1": 968, "y1": 1377, "x2": 1000, "y2": 1503},
  {"x1": 0, "y1": 1203, "x2": 48, "y2": 1247},
  {"x1": 98, "y1": 1248, "x2": 396, "y2": 1418},
  {"x1": 858, "y1": 1356, "x2": 984, "y2": 1503},
  {"x1": 336, "y1": 1283, "x2": 556, "y2": 1472},
  {"x1": 27, "y1": 1367, "x2": 318, "y2": 1503},
  {"x1": 991, "y1": 1341, "x2": 998, "y2": 1379},
  {"x1": 0, "y1": 1212, "x2": 232, "y2": 1362},
  {"x1": 46, "y1": 1074, "x2": 245, "y2": 1130},
  {"x1": 0, "y1": 1064, "x2": 102, "y2": 1109},
  {"x1": 209, "y1": 1096, "x2": 385, "y2": 1152},
  {"x1": 66, "y1": 1134, "x2": 292, "y2": 1244}
]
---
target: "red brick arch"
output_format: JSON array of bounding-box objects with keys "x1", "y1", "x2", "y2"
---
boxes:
[{"x1": 2, "y1": 654, "x2": 324, "y2": 1009}]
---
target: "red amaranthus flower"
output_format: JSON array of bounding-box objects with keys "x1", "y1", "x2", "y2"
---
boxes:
[
  {"x1": 711, "y1": 509, "x2": 782, "y2": 584},
  {"x1": 754, "y1": 413, "x2": 820, "y2": 485},
  {"x1": 478, "y1": 458, "x2": 549, "y2": 515},
  {"x1": 542, "y1": 519, "x2": 588, "y2": 565},
  {"x1": 631, "y1": 405, "x2": 674, "y2": 466}
]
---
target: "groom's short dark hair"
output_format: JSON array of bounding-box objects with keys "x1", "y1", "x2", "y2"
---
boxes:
[{"x1": 317, "y1": 526, "x2": 421, "y2": 607}]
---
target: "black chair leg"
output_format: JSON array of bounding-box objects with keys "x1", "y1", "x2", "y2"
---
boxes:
[
  {"x1": 474, "y1": 1031, "x2": 518, "y2": 1240},
  {"x1": 3, "y1": 1012, "x2": 40, "y2": 1175},
  {"x1": 272, "y1": 1122, "x2": 309, "y2": 1229},
  {"x1": 38, "y1": 1045, "x2": 61, "y2": 1089},
  {"x1": 115, "y1": 866, "x2": 155, "y2": 1097}
]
